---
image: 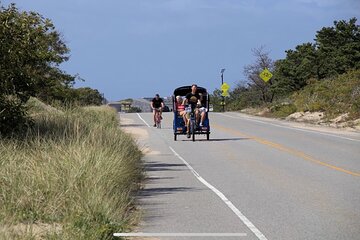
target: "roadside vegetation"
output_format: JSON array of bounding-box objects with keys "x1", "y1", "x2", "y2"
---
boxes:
[
  {"x1": 291, "y1": 70, "x2": 360, "y2": 120},
  {"x1": 211, "y1": 18, "x2": 360, "y2": 127},
  {"x1": 0, "y1": 3, "x2": 104, "y2": 137},
  {"x1": 0, "y1": 100, "x2": 143, "y2": 239},
  {"x1": 1, "y1": 1, "x2": 359, "y2": 239},
  {"x1": 1, "y1": 3, "x2": 143, "y2": 238}
]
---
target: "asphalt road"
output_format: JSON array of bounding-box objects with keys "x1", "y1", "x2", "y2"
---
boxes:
[{"x1": 119, "y1": 112, "x2": 360, "y2": 240}]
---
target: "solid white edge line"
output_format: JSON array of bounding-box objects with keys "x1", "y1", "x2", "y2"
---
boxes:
[
  {"x1": 169, "y1": 146, "x2": 268, "y2": 240},
  {"x1": 136, "y1": 113, "x2": 151, "y2": 128},
  {"x1": 114, "y1": 233, "x2": 247, "y2": 237},
  {"x1": 220, "y1": 112, "x2": 360, "y2": 142}
]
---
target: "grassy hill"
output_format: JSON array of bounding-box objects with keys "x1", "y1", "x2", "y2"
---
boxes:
[
  {"x1": 241, "y1": 70, "x2": 360, "y2": 129},
  {"x1": 0, "y1": 100, "x2": 143, "y2": 239}
]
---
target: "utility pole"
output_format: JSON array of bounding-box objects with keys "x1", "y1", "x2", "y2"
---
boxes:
[{"x1": 221, "y1": 68, "x2": 225, "y2": 112}]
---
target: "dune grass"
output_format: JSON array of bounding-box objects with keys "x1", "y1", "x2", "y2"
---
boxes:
[
  {"x1": 267, "y1": 70, "x2": 360, "y2": 121},
  {"x1": 291, "y1": 69, "x2": 360, "y2": 119},
  {"x1": 0, "y1": 104, "x2": 143, "y2": 239}
]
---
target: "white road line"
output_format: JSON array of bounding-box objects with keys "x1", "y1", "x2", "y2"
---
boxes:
[
  {"x1": 137, "y1": 113, "x2": 150, "y2": 128},
  {"x1": 169, "y1": 146, "x2": 268, "y2": 240},
  {"x1": 220, "y1": 113, "x2": 360, "y2": 142},
  {"x1": 114, "y1": 233, "x2": 247, "y2": 237}
]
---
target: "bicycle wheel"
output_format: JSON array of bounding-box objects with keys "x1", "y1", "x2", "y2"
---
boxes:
[{"x1": 156, "y1": 112, "x2": 161, "y2": 128}]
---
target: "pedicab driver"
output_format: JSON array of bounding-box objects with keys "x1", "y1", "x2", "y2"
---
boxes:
[
  {"x1": 151, "y1": 94, "x2": 164, "y2": 127},
  {"x1": 183, "y1": 84, "x2": 203, "y2": 137}
]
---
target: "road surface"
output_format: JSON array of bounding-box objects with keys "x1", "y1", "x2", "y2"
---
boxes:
[{"x1": 119, "y1": 112, "x2": 360, "y2": 240}]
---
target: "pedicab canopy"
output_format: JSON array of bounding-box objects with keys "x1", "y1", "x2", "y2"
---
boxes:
[
  {"x1": 173, "y1": 85, "x2": 208, "y2": 96},
  {"x1": 172, "y1": 85, "x2": 209, "y2": 112}
]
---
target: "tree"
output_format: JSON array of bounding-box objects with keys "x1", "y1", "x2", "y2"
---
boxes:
[
  {"x1": 274, "y1": 43, "x2": 318, "y2": 92},
  {"x1": 0, "y1": 3, "x2": 75, "y2": 135},
  {"x1": 243, "y1": 46, "x2": 276, "y2": 103},
  {"x1": 209, "y1": 89, "x2": 223, "y2": 112},
  {"x1": 70, "y1": 87, "x2": 104, "y2": 106},
  {"x1": 228, "y1": 82, "x2": 262, "y2": 109},
  {"x1": 316, "y1": 18, "x2": 360, "y2": 79},
  {"x1": 275, "y1": 18, "x2": 360, "y2": 93}
]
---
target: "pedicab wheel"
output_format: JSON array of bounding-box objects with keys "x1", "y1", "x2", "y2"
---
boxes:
[
  {"x1": 174, "y1": 133, "x2": 177, "y2": 141},
  {"x1": 206, "y1": 132, "x2": 210, "y2": 140},
  {"x1": 190, "y1": 120, "x2": 195, "y2": 142}
]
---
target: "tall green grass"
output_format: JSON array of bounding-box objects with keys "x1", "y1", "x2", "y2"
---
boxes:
[
  {"x1": 292, "y1": 69, "x2": 360, "y2": 119},
  {"x1": 0, "y1": 103, "x2": 143, "y2": 239},
  {"x1": 267, "y1": 70, "x2": 360, "y2": 120}
]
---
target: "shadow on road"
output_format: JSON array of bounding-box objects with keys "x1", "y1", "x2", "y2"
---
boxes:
[
  {"x1": 144, "y1": 162, "x2": 187, "y2": 172},
  {"x1": 145, "y1": 176, "x2": 175, "y2": 181},
  {"x1": 206, "y1": 137, "x2": 250, "y2": 141},
  {"x1": 178, "y1": 137, "x2": 249, "y2": 142},
  {"x1": 137, "y1": 161, "x2": 200, "y2": 224},
  {"x1": 121, "y1": 123, "x2": 148, "y2": 127},
  {"x1": 152, "y1": 127, "x2": 172, "y2": 130},
  {"x1": 138, "y1": 187, "x2": 193, "y2": 197}
]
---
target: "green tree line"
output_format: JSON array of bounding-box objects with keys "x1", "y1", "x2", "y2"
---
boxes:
[
  {"x1": 1, "y1": 3, "x2": 104, "y2": 136},
  {"x1": 212, "y1": 18, "x2": 360, "y2": 119}
]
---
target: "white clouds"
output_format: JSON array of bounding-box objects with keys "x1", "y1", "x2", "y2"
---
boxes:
[
  {"x1": 296, "y1": 0, "x2": 339, "y2": 6},
  {"x1": 295, "y1": 0, "x2": 360, "y2": 8}
]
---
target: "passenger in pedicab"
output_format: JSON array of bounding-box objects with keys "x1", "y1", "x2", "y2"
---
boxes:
[
  {"x1": 198, "y1": 93, "x2": 207, "y2": 127},
  {"x1": 175, "y1": 96, "x2": 187, "y2": 126}
]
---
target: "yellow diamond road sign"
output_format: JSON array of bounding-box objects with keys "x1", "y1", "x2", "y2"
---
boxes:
[
  {"x1": 221, "y1": 82, "x2": 230, "y2": 97},
  {"x1": 222, "y1": 91, "x2": 229, "y2": 97},
  {"x1": 259, "y1": 68, "x2": 273, "y2": 82},
  {"x1": 221, "y1": 82, "x2": 230, "y2": 91}
]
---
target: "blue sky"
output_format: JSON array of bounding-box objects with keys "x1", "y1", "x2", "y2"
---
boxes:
[{"x1": 3, "y1": 0, "x2": 359, "y2": 101}]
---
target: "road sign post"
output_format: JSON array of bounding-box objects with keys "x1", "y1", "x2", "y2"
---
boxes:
[
  {"x1": 220, "y1": 69, "x2": 226, "y2": 112},
  {"x1": 220, "y1": 83, "x2": 230, "y2": 112}
]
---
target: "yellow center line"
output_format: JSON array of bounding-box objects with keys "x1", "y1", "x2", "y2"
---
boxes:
[{"x1": 213, "y1": 123, "x2": 360, "y2": 177}]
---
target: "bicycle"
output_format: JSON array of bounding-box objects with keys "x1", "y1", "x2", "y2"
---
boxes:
[
  {"x1": 185, "y1": 105, "x2": 196, "y2": 141},
  {"x1": 154, "y1": 108, "x2": 162, "y2": 128}
]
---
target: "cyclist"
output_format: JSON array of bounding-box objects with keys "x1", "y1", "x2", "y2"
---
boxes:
[
  {"x1": 183, "y1": 84, "x2": 201, "y2": 137},
  {"x1": 151, "y1": 94, "x2": 164, "y2": 127}
]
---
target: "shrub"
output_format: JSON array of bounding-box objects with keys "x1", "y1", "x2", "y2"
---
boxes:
[
  {"x1": 270, "y1": 103, "x2": 297, "y2": 118},
  {"x1": 0, "y1": 95, "x2": 32, "y2": 136}
]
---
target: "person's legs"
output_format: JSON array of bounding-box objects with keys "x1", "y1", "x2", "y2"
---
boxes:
[
  {"x1": 200, "y1": 111, "x2": 206, "y2": 126},
  {"x1": 153, "y1": 109, "x2": 157, "y2": 127},
  {"x1": 159, "y1": 107, "x2": 163, "y2": 119},
  {"x1": 195, "y1": 108, "x2": 200, "y2": 125},
  {"x1": 180, "y1": 111, "x2": 187, "y2": 125},
  {"x1": 185, "y1": 112, "x2": 190, "y2": 138}
]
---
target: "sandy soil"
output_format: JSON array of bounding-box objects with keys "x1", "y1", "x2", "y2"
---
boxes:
[
  {"x1": 241, "y1": 108, "x2": 360, "y2": 134},
  {"x1": 120, "y1": 116, "x2": 149, "y2": 141}
]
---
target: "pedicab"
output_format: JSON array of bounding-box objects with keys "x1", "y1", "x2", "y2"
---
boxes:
[{"x1": 172, "y1": 86, "x2": 210, "y2": 141}]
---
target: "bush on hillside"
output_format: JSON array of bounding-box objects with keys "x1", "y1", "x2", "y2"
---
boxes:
[
  {"x1": 0, "y1": 95, "x2": 32, "y2": 136},
  {"x1": 292, "y1": 70, "x2": 360, "y2": 119},
  {"x1": 270, "y1": 102, "x2": 297, "y2": 118}
]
